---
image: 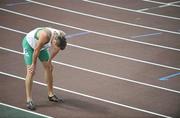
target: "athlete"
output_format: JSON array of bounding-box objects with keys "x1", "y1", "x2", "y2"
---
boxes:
[{"x1": 22, "y1": 27, "x2": 67, "y2": 110}]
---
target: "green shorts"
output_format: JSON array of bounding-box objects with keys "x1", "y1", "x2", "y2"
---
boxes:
[{"x1": 22, "y1": 37, "x2": 50, "y2": 65}]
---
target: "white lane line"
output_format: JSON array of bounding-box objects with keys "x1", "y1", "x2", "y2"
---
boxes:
[
  {"x1": 0, "y1": 72, "x2": 173, "y2": 118},
  {"x1": 82, "y1": 0, "x2": 180, "y2": 20},
  {"x1": 6, "y1": 1, "x2": 30, "y2": 7},
  {"x1": 142, "y1": 0, "x2": 180, "y2": 7},
  {"x1": 136, "y1": 8, "x2": 150, "y2": 12},
  {"x1": 158, "y1": 1, "x2": 180, "y2": 8},
  {"x1": 1, "y1": 46, "x2": 180, "y2": 94},
  {"x1": 25, "y1": 0, "x2": 180, "y2": 35},
  {"x1": 137, "y1": 1, "x2": 180, "y2": 12},
  {"x1": 142, "y1": 0, "x2": 167, "y2": 5},
  {"x1": 131, "y1": 32, "x2": 162, "y2": 38},
  {"x1": 0, "y1": 25, "x2": 180, "y2": 71},
  {"x1": 0, "y1": 103, "x2": 54, "y2": 118},
  {"x1": 0, "y1": 26, "x2": 26, "y2": 34},
  {"x1": 136, "y1": 7, "x2": 162, "y2": 12},
  {"x1": 0, "y1": 8, "x2": 180, "y2": 52},
  {"x1": 68, "y1": 44, "x2": 180, "y2": 71}
]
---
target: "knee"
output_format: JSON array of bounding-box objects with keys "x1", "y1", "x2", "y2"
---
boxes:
[
  {"x1": 26, "y1": 71, "x2": 35, "y2": 80},
  {"x1": 44, "y1": 63, "x2": 53, "y2": 72}
]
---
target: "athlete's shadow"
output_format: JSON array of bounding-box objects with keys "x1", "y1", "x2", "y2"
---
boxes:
[
  {"x1": 37, "y1": 98, "x2": 108, "y2": 113},
  {"x1": 61, "y1": 98, "x2": 109, "y2": 114},
  {"x1": 36, "y1": 101, "x2": 57, "y2": 108}
]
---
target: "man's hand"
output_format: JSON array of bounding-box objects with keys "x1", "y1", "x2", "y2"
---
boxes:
[{"x1": 28, "y1": 64, "x2": 36, "y2": 74}]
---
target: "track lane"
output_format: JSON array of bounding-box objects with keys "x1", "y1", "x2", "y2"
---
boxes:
[
  {"x1": 0, "y1": 51, "x2": 179, "y2": 118},
  {"x1": 32, "y1": 0, "x2": 180, "y2": 31},
  {"x1": 1, "y1": 74, "x2": 171, "y2": 118},
  {"x1": 1, "y1": 51, "x2": 177, "y2": 118},
  {"x1": 146, "y1": 6, "x2": 180, "y2": 18},
  {"x1": 1, "y1": 8, "x2": 180, "y2": 53},
  {"x1": 0, "y1": 11, "x2": 180, "y2": 70},
  {"x1": 1, "y1": 28, "x2": 180, "y2": 92},
  {"x1": 82, "y1": 0, "x2": 180, "y2": 20}
]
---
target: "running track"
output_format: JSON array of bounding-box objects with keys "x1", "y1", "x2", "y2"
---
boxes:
[{"x1": 0, "y1": 0, "x2": 180, "y2": 118}]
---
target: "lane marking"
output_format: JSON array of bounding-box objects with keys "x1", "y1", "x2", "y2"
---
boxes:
[
  {"x1": 0, "y1": 9, "x2": 180, "y2": 52},
  {"x1": 66, "y1": 31, "x2": 90, "y2": 39},
  {"x1": 159, "y1": 72, "x2": 180, "y2": 80},
  {"x1": 1, "y1": 46, "x2": 180, "y2": 94},
  {"x1": 158, "y1": 1, "x2": 180, "y2": 8},
  {"x1": 131, "y1": 32, "x2": 162, "y2": 38},
  {"x1": 0, "y1": 25, "x2": 26, "y2": 34},
  {"x1": 136, "y1": 7, "x2": 161, "y2": 12},
  {"x1": 6, "y1": 1, "x2": 30, "y2": 7},
  {"x1": 25, "y1": 0, "x2": 180, "y2": 35},
  {"x1": 137, "y1": 1, "x2": 180, "y2": 12},
  {"x1": 142, "y1": 0, "x2": 180, "y2": 7},
  {"x1": 0, "y1": 25, "x2": 180, "y2": 71},
  {"x1": 142, "y1": 0, "x2": 163, "y2": 4},
  {"x1": 136, "y1": 8, "x2": 150, "y2": 12},
  {"x1": 82, "y1": 0, "x2": 180, "y2": 20},
  {"x1": 0, "y1": 72, "x2": 173, "y2": 118},
  {"x1": 0, "y1": 103, "x2": 54, "y2": 118}
]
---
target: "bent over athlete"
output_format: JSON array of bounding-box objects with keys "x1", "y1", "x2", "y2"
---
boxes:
[{"x1": 22, "y1": 27, "x2": 67, "y2": 110}]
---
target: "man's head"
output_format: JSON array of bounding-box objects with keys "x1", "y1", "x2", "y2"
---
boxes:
[{"x1": 53, "y1": 30, "x2": 67, "y2": 50}]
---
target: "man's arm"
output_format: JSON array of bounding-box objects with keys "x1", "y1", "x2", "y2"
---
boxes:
[
  {"x1": 29, "y1": 31, "x2": 48, "y2": 73},
  {"x1": 46, "y1": 45, "x2": 60, "y2": 72},
  {"x1": 31, "y1": 42, "x2": 43, "y2": 64},
  {"x1": 49, "y1": 46, "x2": 60, "y2": 62}
]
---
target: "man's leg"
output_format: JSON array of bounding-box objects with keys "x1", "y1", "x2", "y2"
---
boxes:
[
  {"x1": 40, "y1": 49, "x2": 63, "y2": 102},
  {"x1": 22, "y1": 37, "x2": 36, "y2": 110},
  {"x1": 42, "y1": 61, "x2": 54, "y2": 97},
  {"x1": 42, "y1": 61, "x2": 63, "y2": 102},
  {"x1": 25, "y1": 65, "x2": 34, "y2": 102},
  {"x1": 39, "y1": 49, "x2": 54, "y2": 97},
  {"x1": 25, "y1": 65, "x2": 36, "y2": 110}
]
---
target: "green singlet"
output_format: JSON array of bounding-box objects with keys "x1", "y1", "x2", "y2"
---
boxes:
[{"x1": 22, "y1": 35, "x2": 50, "y2": 65}]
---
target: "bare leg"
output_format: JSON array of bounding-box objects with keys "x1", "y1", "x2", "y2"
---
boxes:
[
  {"x1": 42, "y1": 61, "x2": 54, "y2": 97},
  {"x1": 25, "y1": 65, "x2": 34, "y2": 102}
]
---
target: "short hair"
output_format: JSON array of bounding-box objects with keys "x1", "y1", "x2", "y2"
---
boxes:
[{"x1": 56, "y1": 35, "x2": 67, "y2": 50}]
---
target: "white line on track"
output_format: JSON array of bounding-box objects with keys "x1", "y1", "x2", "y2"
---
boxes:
[
  {"x1": 137, "y1": 1, "x2": 180, "y2": 12},
  {"x1": 142, "y1": 0, "x2": 180, "y2": 7},
  {"x1": 25, "y1": 0, "x2": 180, "y2": 35},
  {"x1": 0, "y1": 103, "x2": 54, "y2": 118},
  {"x1": 158, "y1": 1, "x2": 180, "y2": 8},
  {"x1": 0, "y1": 71, "x2": 173, "y2": 118},
  {"x1": 0, "y1": 25, "x2": 180, "y2": 71},
  {"x1": 82, "y1": 0, "x2": 180, "y2": 20},
  {"x1": 136, "y1": 8, "x2": 150, "y2": 12},
  {"x1": 6, "y1": 1, "x2": 30, "y2": 7},
  {"x1": 0, "y1": 8, "x2": 180, "y2": 53},
  {"x1": 1, "y1": 46, "x2": 180, "y2": 94}
]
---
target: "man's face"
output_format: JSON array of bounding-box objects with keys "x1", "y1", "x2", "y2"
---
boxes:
[{"x1": 52, "y1": 39, "x2": 60, "y2": 49}]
